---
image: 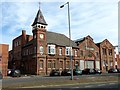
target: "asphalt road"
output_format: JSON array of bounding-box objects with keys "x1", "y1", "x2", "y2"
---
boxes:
[
  {"x1": 2, "y1": 82, "x2": 120, "y2": 90},
  {"x1": 2, "y1": 73, "x2": 120, "y2": 90}
]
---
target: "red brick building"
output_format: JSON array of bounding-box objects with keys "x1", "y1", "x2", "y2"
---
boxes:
[
  {"x1": 75, "y1": 36, "x2": 100, "y2": 70},
  {"x1": 96, "y1": 39, "x2": 115, "y2": 72},
  {"x1": 0, "y1": 44, "x2": 9, "y2": 77},
  {"x1": 114, "y1": 46, "x2": 120, "y2": 68},
  {"x1": 9, "y1": 8, "x2": 116, "y2": 75}
]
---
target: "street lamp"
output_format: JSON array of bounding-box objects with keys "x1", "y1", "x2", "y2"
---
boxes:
[{"x1": 60, "y1": 2, "x2": 73, "y2": 80}]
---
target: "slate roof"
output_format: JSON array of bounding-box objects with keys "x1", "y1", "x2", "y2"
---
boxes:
[
  {"x1": 32, "y1": 9, "x2": 47, "y2": 26},
  {"x1": 23, "y1": 31, "x2": 78, "y2": 48},
  {"x1": 23, "y1": 40, "x2": 34, "y2": 47},
  {"x1": 75, "y1": 38, "x2": 85, "y2": 44},
  {"x1": 46, "y1": 31, "x2": 78, "y2": 48}
]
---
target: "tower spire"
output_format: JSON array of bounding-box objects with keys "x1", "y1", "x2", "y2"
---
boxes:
[
  {"x1": 39, "y1": 2, "x2": 41, "y2": 10},
  {"x1": 32, "y1": 2, "x2": 47, "y2": 26}
]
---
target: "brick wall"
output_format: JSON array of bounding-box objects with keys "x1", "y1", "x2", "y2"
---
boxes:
[{"x1": 0, "y1": 44, "x2": 9, "y2": 77}]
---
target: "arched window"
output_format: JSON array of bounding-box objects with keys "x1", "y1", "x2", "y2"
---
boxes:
[{"x1": 40, "y1": 46, "x2": 44, "y2": 55}]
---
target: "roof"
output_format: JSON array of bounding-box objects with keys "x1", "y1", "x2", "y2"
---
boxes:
[
  {"x1": 23, "y1": 31, "x2": 78, "y2": 48},
  {"x1": 32, "y1": 9, "x2": 47, "y2": 26},
  {"x1": 46, "y1": 31, "x2": 78, "y2": 48},
  {"x1": 23, "y1": 40, "x2": 34, "y2": 47},
  {"x1": 75, "y1": 38, "x2": 85, "y2": 44}
]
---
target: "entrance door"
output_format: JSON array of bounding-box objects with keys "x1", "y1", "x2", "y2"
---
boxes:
[{"x1": 96, "y1": 61, "x2": 100, "y2": 69}]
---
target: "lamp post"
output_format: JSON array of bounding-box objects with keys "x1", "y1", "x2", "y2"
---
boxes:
[{"x1": 60, "y1": 2, "x2": 73, "y2": 80}]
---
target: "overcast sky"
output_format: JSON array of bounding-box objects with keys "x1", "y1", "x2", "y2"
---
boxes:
[{"x1": 0, "y1": 0, "x2": 119, "y2": 50}]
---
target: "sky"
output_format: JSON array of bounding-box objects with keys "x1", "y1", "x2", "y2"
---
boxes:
[{"x1": 0, "y1": 0, "x2": 119, "y2": 50}]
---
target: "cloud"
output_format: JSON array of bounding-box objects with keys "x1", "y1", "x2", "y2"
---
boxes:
[
  {"x1": 1, "y1": 1, "x2": 118, "y2": 50},
  {"x1": 1, "y1": 0, "x2": 119, "y2": 3}
]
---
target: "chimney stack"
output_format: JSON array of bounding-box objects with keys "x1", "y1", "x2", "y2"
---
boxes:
[{"x1": 22, "y1": 30, "x2": 26, "y2": 46}]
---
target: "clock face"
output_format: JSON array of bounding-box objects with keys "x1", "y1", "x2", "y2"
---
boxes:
[{"x1": 40, "y1": 34, "x2": 44, "y2": 39}]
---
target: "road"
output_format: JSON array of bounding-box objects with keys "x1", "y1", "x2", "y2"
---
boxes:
[
  {"x1": 2, "y1": 73, "x2": 120, "y2": 90},
  {"x1": 2, "y1": 82, "x2": 120, "y2": 90}
]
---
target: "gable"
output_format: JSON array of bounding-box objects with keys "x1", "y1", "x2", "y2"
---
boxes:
[{"x1": 100, "y1": 39, "x2": 113, "y2": 48}]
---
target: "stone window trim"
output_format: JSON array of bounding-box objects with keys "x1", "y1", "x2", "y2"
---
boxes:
[
  {"x1": 66, "y1": 47, "x2": 72, "y2": 56},
  {"x1": 59, "y1": 48, "x2": 62, "y2": 56},
  {"x1": 48, "y1": 44, "x2": 56, "y2": 55},
  {"x1": 48, "y1": 60, "x2": 56, "y2": 69}
]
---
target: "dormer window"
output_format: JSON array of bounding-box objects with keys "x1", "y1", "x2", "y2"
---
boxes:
[{"x1": 48, "y1": 44, "x2": 56, "y2": 55}]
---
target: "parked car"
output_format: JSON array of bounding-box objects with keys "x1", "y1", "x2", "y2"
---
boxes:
[
  {"x1": 61, "y1": 69, "x2": 71, "y2": 76},
  {"x1": 73, "y1": 69, "x2": 82, "y2": 75},
  {"x1": 82, "y1": 68, "x2": 96, "y2": 74},
  {"x1": 117, "y1": 68, "x2": 120, "y2": 73},
  {"x1": 7, "y1": 69, "x2": 21, "y2": 77},
  {"x1": 7, "y1": 69, "x2": 12, "y2": 76},
  {"x1": 50, "y1": 69, "x2": 60, "y2": 76},
  {"x1": 94, "y1": 68, "x2": 102, "y2": 74},
  {"x1": 0, "y1": 72, "x2": 3, "y2": 79},
  {"x1": 108, "y1": 68, "x2": 118, "y2": 73}
]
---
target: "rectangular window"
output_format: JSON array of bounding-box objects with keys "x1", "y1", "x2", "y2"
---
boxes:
[
  {"x1": 48, "y1": 60, "x2": 52, "y2": 68},
  {"x1": 19, "y1": 40, "x2": 21, "y2": 45},
  {"x1": 40, "y1": 60, "x2": 44, "y2": 69},
  {"x1": 96, "y1": 52, "x2": 99, "y2": 57},
  {"x1": 66, "y1": 61, "x2": 70, "y2": 68},
  {"x1": 59, "y1": 48, "x2": 62, "y2": 55},
  {"x1": 34, "y1": 46, "x2": 36, "y2": 54},
  {"x1": 109, "y1": 49, "x2": 112, "y2": 56},
  {"x1": 60, "y1": 61, "x2": 63, "y2": 68},
  {"x1": 52, "y1": 60, "x2": 56, "y2": 68},
  {"x1": 48, "y1": 45, "x2": 56, "y2": 55},
  {"x1": 48, "y1": 60, "x2": 55, "y2": 69},
  {"x1": 75, "y1": 50, "x2": 77, "y2": 56},
  {"x1": 102, "y1": 48, "x2": 107, "y2": 55},
  {"x1": 110, "y1": 61, "x2": 113, "y2": 68},
  {"x1": 66, "y1": 47, "x2": 72, "y2": 56},
  {"x1": 66, "y1": 47, "x2": 69, "y2": 55}
]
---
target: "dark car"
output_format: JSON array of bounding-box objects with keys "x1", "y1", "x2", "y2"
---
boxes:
[
  {"x1": 7, "y1": 69, "x2": 21, "y2": 77},
  {"x1": 73, "y1": 69, "x2": 82, "y2": 75},
  {"x1": 50, "y1": 69, "x2": 60, "y2": 76},
  {"x1": 117, "y1": 68, "x2": 120, "y2": 73},
  {"x1": 108, "y1": 68, "x2": 118, "y2": 73},
  {"x1": 61, "y1": 69, "x2": 71, "y2": 76},
  {"x1": 7, "y1": 69, "x2": 12, "y2": 76},
  {"x1": 82, "y1": 68, "x2": 96, "y2": 74},
  {"x1": 94, "y1": 68, "x2": 102, "y2": 74},
  {"x1": 0, "y1": 72, "x2": 3, "y2": 79}
]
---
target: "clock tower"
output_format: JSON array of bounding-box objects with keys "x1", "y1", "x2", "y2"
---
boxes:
[
  {"x1": 32, "y1": 7, "x2": 47, "y2": 75},
  {"x1": 32, "y1": 7, "x2": 47, "y2": 55}
]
